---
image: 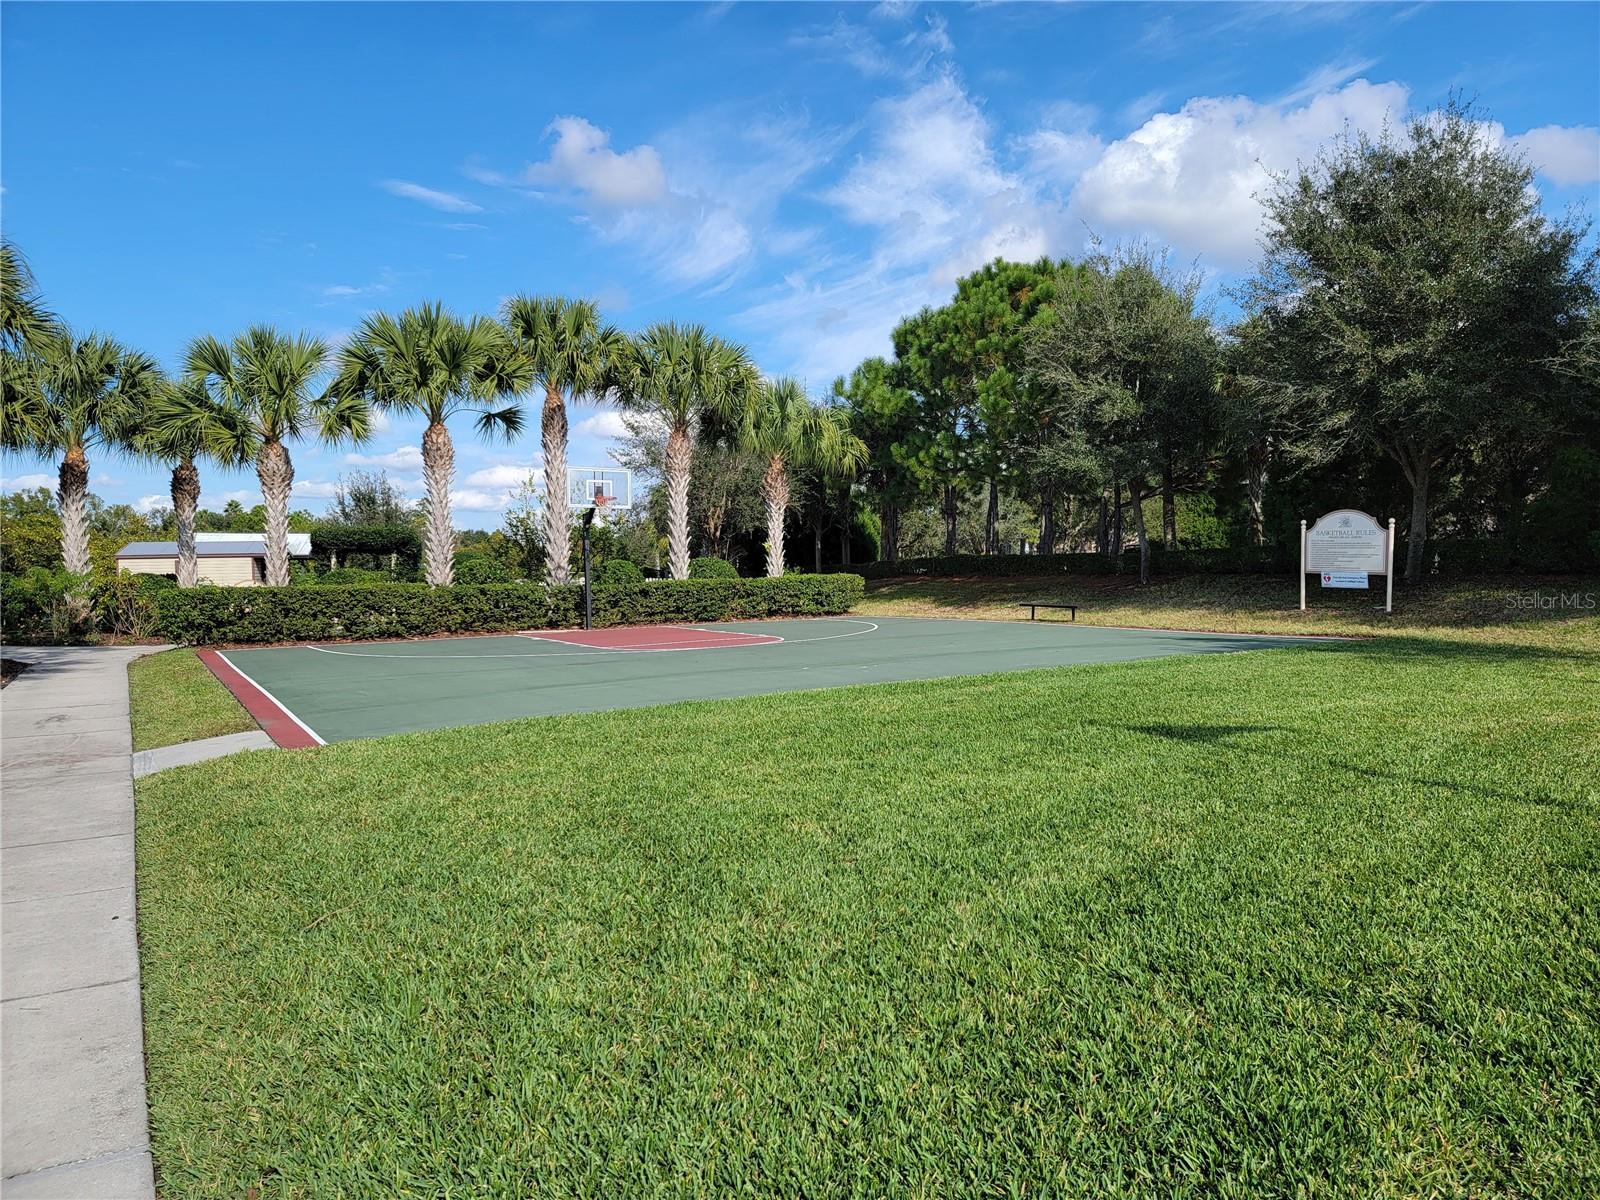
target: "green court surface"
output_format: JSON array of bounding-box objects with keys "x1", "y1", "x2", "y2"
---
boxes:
[{"x1": 207, "y1": 616, "x2": 1334, "y2": 746}]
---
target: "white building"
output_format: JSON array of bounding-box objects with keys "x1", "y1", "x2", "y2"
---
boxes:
[{"x1": 114, "y1": 533, "x2": 313, "y2": 586}]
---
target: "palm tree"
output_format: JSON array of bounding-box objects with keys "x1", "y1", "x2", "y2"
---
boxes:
[
  {"x1": 614, "y1": 323, "x2": 758, "y2": 580},
  {"x1": 744, "y1": 377, "x2": 867, "y2": 577},
  {"x1": 13, "y1": 334, "x2": 163, "y2": 582},
  {"x1": 1, "y1": 242, "x2": 59, "y2": 361},
  {"x1": 330, "y1": 303, "x2": 529, "y2": 585},
  {"x1": 186, "y1": 327, "x2": 364, "y2": 585},
  {"x1": 501, "y1": 296, "x2": 629, "y2": 586},
  {"x1": 139, "y1": 382, "x2": 252, "y2": 586},
  {"x1": 0, "y1": 242, "x2": 64, "y2": 454}
]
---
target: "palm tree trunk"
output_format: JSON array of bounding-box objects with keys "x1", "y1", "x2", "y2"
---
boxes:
[
  {"x1": 541, "y1": 385, "x2": 571, "y2": 586},
  {"x1": 664, "y1": 421, "x2": 693, "y2": 580},
  {"x1": 171, "y1": 456, "x2": 200, "y2": 587},
  {"x1": 421, "y1": 421, "x2": 455, "y2": 586},
  {"x1": 256, "y1": 437, "x2": 294, "y2": 586},
  {"x1": 57, "y1": 447, "x2": 91, "y2": 576},
  {"x1": 762, "y1": 456, "x2": 789, "y2": 577},
  {"x1": 880, "y1": 503, "x2": 899, "y2": 563},
  {"x1": 57, "y1": 447, "x2": 92, "y2": 627}
]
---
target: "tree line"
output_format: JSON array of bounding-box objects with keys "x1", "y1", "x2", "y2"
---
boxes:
[
  {"x1": 4, "y1": 102, "x2": 1596, "y2": 603},
  {"x1": 1, "y1": 268, "x2": 867, "y2": 604},
  {"x1": 829, "y1": 102, "x2": 1598, "y2": 584}
]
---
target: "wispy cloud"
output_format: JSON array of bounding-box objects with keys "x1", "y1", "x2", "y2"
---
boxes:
[
  {"x1": 789, "y1": 11, "x2": 952, "y2": 81},
  {"x1": 345, "y1": 444, "x2": 423, "y2": 470},
  {"x1": 318, "y1": 271, "x2": 397, "y2": 303},
  {"x1": 379, "y1": 179, "x2": 483, "y2": 213},
  {"x1": 1276, "y1": 56, "x2": 1380, "y2": 106},
  {"x1": 470, "y1": 108, "x2": 845, "y2": 289}
]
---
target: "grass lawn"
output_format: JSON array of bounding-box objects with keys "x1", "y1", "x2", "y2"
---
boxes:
[
  {"x1": 135, "y1": 588, "x2": 1600, "y2": 1197},
  {"x1": 128, "y1": 648, "x2": 257, "y2": 752},
  {"x1": 859, "y1": 572, "x2": 1600, "y2": 649}
]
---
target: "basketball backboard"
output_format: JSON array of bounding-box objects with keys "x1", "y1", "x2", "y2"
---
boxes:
[{"x1": 567, "y1": 467, "x2": 632, "y2": 510}]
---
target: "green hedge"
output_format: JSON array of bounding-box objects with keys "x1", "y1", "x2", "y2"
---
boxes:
[
  {"x1": 311, "y1": 525, "x2": 421, "y2": 567},
  {"x1": 688, "y1": 557, "x2": 739, "y2": 580},
  {"x1": 828, "y1": 537, "x2": 1598, "y2": 581},
  {"x1": 153, "y1": 574, "x2": 866, "y2": 645},
  {"x1": 830, "y1": 547, "x2": 1289, "y2": 579}
]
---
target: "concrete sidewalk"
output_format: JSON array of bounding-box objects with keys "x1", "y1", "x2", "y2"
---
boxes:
[{"x1": 2, "y1": 645, "x2": 166, "y2": 1199}]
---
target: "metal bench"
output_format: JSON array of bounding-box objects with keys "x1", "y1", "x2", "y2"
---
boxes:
[{"x1": 1019, "y1": 602, "x2": 1077, "y2": 622}]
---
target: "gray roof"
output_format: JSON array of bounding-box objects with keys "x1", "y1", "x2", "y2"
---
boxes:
[{"x1": 116, "y1": 538, "x2": 311, "y2": 558}]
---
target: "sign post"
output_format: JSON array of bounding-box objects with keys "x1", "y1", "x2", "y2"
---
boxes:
[{"x1": 1301, "y1": 509, "x2": 1394, "y2": 613}]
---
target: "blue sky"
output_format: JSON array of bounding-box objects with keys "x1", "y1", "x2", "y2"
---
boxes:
[{"x1": 4, "y1": 1, "x2": 1597, "y2": 526}]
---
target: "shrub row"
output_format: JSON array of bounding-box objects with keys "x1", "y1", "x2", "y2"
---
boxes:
[
  {"x1": 828, "y1": 547, "x2": 1289, "y2": 579},
  {"x1": 827, "y1": 537, "x2": 1599, "y2": 580},
  {"x1": 153, "y1": 574, "x2": 866, "y2": 645}
]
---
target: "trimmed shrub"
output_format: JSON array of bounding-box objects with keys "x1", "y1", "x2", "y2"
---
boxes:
[
  {"x1": 688, "y1": 557, "x2": 738, "y2": 580},
  {"x1": 452, "y1": 556, "x2": 518, "y2": 585},
  {"x1": 305, "y1": 567, "x2": 398, "y2": 586},
  {"x1": 595, "y1": 559, "x2": 645, "y2": 586},
  {"x1": 89, "y1": 572, "x2": 172, "y2": 640},
  {"x1": 153, "y1": 574, "x2": 866, "y2": 645},
  {"x1": 1, "y1": 567, "x2": 84, "y2": 643},
  {"x1": 311, "y1": 525, "x2": 421, "y2": 568}
]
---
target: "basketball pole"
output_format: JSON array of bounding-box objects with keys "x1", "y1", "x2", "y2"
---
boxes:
[{"x1": 581, "y1": 505, "x2": 596, "y2": 631}]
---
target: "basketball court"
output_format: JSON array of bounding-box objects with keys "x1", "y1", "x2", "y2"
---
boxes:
[{"x1": 198, "y1": 616, "x2": 1335, "y2": 746}]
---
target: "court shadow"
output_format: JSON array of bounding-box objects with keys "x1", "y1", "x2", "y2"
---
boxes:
[
  {"x1": 1107, "y1": 710, "x2": 1575, "y2": 810},
  {"x1": 1127, "y1": 723, "x2": 1284, "y2": 744}
]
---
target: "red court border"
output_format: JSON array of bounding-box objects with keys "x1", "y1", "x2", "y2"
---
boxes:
[
  {"x1": 197, "y1": 649, "x2": 323, "y2": 749},
  {"x1": 521, "y1": 625, "x2": 783, "y2": 651}
]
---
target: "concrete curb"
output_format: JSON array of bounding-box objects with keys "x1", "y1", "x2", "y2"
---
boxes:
[
  {"x1": 2, "y1": 645, "x2": 167, "y2": 1200},
  {"x1": 132, "y1": 729, "x2": 276, "y2": 778}
]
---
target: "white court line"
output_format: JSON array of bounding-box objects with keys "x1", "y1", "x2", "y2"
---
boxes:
[
  {"x1": 299, "y1": 619, "x2": 881, "y2": 661},
  {"x1": 217, "y1": 651, "x2": 328, "y2": 745},
  {"x1": 522, "y1": 625, "x2": 783, "y2": 651}
]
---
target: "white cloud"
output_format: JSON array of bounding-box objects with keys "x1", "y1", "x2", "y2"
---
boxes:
[
  {"x1": 134, "y1": 494, "x2": 169, "y2": 514},
  {"x1": 379, "y1": 179, "x2": 483, "y2": 213},
  {"x1": 741, "y1": 73, "x2": 1064, "y2": 383},
  {"x1": 1066, "y1": 79, "x2": 1408, "y2": 268},
  {"x1": 1017, "y1": 129, "x2": 1106, "y2": 184},
  {"x1": 825, "y1": 74, "x2": 1045, "y2": 272},
  {"x1": 291, "y1": 480, "x2": 343, "y2": 500},
  {"x1": 574, "y1": 410, "x2": 629, "y2": 439},
  {"x1": 462, "y1": 464, "x2": 539, "y2": 490},
  {"x1": 450, "y1": 488, "x2": 513, "y2": 513},
  {"x1": 217, "y1": 489, "x2": 259, "y2": 506},
  {"x1": 344, "y1": 444, "x2": 423, "y2": 470},
  {"x1": 2, "y1": 472, "x2": 55, "y2": 491},
  {"x1": 525, "y1": 117, "x2": 668, "y2": 207},
  {"x1": 1511, "y1": 125, "x2": 1600, "y2": 187}
]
